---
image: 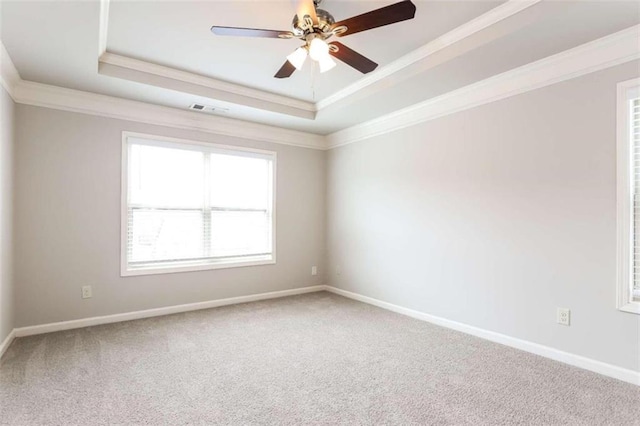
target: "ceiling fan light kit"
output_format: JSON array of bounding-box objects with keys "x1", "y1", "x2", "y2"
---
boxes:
[
  {"x1": 318, "y1": 55, "x2": 337, "y2": 73},
  {"x1": 211, "y1": 0, "x2": 416, "y2": 79},
  {"x1": 308, "y1": 37, "x2": 329, "y2": 61},
  {"x1": 287, "y1": 47, "x2": 308, "y2": 70}
]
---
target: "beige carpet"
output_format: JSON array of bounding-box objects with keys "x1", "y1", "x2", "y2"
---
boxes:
[{"x1": 1, "y1": 292, "x2": 639, "y2": 425}]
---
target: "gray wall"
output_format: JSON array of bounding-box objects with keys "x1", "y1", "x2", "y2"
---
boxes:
[
  {"x1": 0, "y1": 86, "x2": 14, "y2": 343},
  {"x1": 9, "y1": 61, "x2": 640, "y2": 373},
  {"x1": 14, "y1": 106, "x2": 326, "y2": 327},
  {"x1": 327, "y1": 61, "x2": 640, "y2": 372}
]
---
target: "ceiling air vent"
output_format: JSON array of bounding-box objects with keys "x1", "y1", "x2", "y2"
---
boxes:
[{"x1": 189, "y1": 103, "x2": 230, "y2": 114}]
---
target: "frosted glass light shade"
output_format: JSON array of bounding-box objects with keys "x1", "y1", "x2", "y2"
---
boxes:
[
  {"x1": 318, "y1": 55, "x2": 336, "y2": 73},
  {"x1": 286, "y1": 47, "x2": 307, "y2": 70},
  {"x1": 308, "y1": 38, "x2": 329, "y2": 61}
]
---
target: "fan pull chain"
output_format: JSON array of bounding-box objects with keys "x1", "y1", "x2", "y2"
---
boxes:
[{"x1": 311, "y1": 61, "x2": 317, "y2": 101}]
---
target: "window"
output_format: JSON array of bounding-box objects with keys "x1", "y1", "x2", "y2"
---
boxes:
[
  {"x1": 617, "y1": 79, "x2": 640, "y2": 314},
  {"x1": 121, "y1": 132, "x2": 276, "y2": 276}
]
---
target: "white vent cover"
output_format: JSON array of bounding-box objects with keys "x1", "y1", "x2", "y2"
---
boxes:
[{"x1": 189, "y1": 103, "x2": 230, "y2": 114}]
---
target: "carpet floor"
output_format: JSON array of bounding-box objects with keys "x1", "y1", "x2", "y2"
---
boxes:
[{"x1": 1, "y1": 291, "x2": 639, "y2": 425}]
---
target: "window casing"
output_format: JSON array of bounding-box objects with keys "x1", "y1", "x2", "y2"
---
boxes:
[
  {"x1": 121, "y1": 132, "x2": 276, "y2": 276},
  {"x1": 617, "y1": 79, "x2": 640, "y2": 314}
]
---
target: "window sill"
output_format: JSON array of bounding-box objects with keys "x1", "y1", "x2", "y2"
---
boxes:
[
  {"x1": 121, "y1": 255, "x2": 275, "y2": 277},
  {"x1": 618, "y1": 301, "x2": 640, "y2": 315}
]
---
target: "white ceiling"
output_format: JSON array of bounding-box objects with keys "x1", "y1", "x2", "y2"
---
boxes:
[
  {"x1": 1, "y1": 0, "x2": 639, "y2": 135},
  {"x1": 106, "y1": 0, "x2": 503, "y2": 102}
]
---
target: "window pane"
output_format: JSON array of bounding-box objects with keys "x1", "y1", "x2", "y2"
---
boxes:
[
  {"x1": 210, "y1": 154, "x2": 270, "y2": 209},
  {"x1": 124, "y1": 136, "x2": 275, "y2": 273},
  {"x1": 130, "y1": 144, "x2": 204, "y2": 208},
  {"x1": 129, "y1": 209, "x2": 204, "y2": 263},
  {"x1": 210, "y1": 211, "x2": 271, "y2": 257}
]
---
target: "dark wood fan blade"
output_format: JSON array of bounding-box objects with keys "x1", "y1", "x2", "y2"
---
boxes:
[
  {"x1": 274, "y1": 61, "x2": 297, "y2": 79},
  {"x1": 332, "y1": 1, "x2": 416, "y2": 37},
  {"x1": 329, "y1": 42, "x2": 378, "y2": 74},
  {"x1": 211, "y1": 26, "x2": 293, "y2": 39}
]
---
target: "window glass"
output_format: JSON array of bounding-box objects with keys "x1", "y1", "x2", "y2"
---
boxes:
[
  {"x1": 123, "y1": 135, "x2": 275, "y2": 275},
  {"x1": 210, "y1": 154, "x2": 270, "y2": 210},
  {"x1": 129, "y1": 144, "x2": 204, "y2": 208}
]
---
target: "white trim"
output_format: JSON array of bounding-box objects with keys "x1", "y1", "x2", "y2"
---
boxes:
[
  {"x1": 0, "y1": 329, "x2": 16, "y2": 360},
  {"x1": 121, "y1": 131, "x2": 127, "y2": 276},
  {"x1": 0, "y1": 41, "x2": 20, "y2": 100},
  {"x1": 325, "y1": 286, "x2": 640, "y2": 386},
  {"x1": 271, "y1": 143, "x2": 278, "y2": 269},
  {"x1": 122, "y1": 131, "x2": 280, "y2": 160},
  {"x1": 122, "y1": 258, "x2": 276, "y2": 277},
  {"x1": 13, "y1": 286, "x2": 326, "y2": 338},
  {"x1": 12, "y1": 80, "x2": 326, "y2": 150},
  {"x1": 316, "y1": 0, "x2": 541, "y2": 111},
  {"x1": 616, "y1": 78, "x2": 640, "y2": 314},
  {"x1": 8, "y1": 285, "x2": 640, "y2": 385},
  {"x1": 96, "y1": 0, "x2": 314, "y2": 120},
  {"x1": 98, "y1": 0, "x2": 110, "y2": 58},
  {"x1": 2, "y1": 24, "x2": 638, "y2": 150},
  {"x1": 99, "y1": 53, "x2": 316, "y2": 120},
  {"x1": 327, "y1": 24, "x2": 640, "y2": 148},
  {"x1": 120, "y1": 131, "x2": 277, "y2": 276},
  {"x1": 95, "y1": 0, "x2": 538, "y2": 115},
  {"x1": 100, "y1": 52, "x2": 314, "y2": 111}
]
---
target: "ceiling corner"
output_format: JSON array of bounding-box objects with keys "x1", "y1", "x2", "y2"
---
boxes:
[{"x1": 0, "y1": 40, "x2": 21, "y2": 99}]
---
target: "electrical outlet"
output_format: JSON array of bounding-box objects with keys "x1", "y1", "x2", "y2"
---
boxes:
[
  {"x1": 557, "y1": 308, "x2": 570, "y2": 326},
  {"x1": 311, "y1": 266, "x2": 317, "y2": 276},
  {"x1": 82, "y1": 285, "x2": 92, "y2": 299},
  {"x1": 336, "y1": 266, "x2": 341, "y2": 275}
]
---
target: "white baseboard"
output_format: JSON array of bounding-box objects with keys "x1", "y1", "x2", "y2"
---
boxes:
[
  {"x1": 325, "y1": 286, "x2": 640, "y2": 386},
  {"x1": 7, "y1": 284, "x2": 639, "y2": 386},
  {"x1": 0, "y1": 329, "x2": 16, "y2": 360},
  {"x1": 13, "y1": 285, "x2": 326, "y2": 338}
]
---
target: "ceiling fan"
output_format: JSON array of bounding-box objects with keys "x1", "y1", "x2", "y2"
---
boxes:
[{"x1": 210, "y1": 0, "x2": 417, "y2": 78}]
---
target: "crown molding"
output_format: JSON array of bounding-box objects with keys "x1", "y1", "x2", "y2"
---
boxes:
[
  {"x1": 99, "y1": 52, "x2": 316, "y2": 120},
  {"x1": 1, "y1": 39, "x2": 323, "y2": 149},
  {"x1": 3, "y1": 24, "x2": 638, "y2": 152},
  {"x1": 315, "y1": 0, "x2": 541, "y2": 111},
  {"x1": 97, "y1": 0, "x2": 314, "y2": 120},
  {"x1": 0, "y1": 41, "x2": 20, "y2": 99},
  {"x1": 98, "y1": 0, "x2": 110, "y2": 58},
  {"x1": 13, "y1": 80, "x2": 326, "y2": 150},
  {"x1": 326, "y1": 24, "x2": 640, "y2": 149},
  {"x1": 95, "y1": 0, "x2": 541, "y2": 117}
]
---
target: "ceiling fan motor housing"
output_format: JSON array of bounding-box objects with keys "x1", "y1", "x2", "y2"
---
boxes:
[{"x1": 292, "y1": 8, "x2": 335, "y2": 37}]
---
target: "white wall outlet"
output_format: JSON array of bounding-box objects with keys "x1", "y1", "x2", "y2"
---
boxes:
[
  {"x1": 336, "y1": 265, "x2": 341, "y2": 275},
  {"x1": 82, "y1": 285, "x2": 92, "y2": 299},
  {"x1": 557, "y1": 308, "x2": 570, "y2": 326},
  {"x1": 311, "y1": 266, "x2": 317, "y2": 276}
]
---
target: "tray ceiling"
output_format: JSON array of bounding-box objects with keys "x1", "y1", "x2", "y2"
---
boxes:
[{"x1": 1, "y1": 0, "x2": 639, "y2": 134}]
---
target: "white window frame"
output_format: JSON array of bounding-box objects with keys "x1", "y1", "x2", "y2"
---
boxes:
[
  {"x1": 616, "y1": 78, "x2": 640, "y2": 314},
  {"x1": 121, "y1": 131, "x2": 276, "y2": 277}
]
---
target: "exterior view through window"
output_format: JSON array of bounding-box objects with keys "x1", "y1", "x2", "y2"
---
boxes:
[{"x1": 122, "y1": 133, "x2": 275, "y2": 275}]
